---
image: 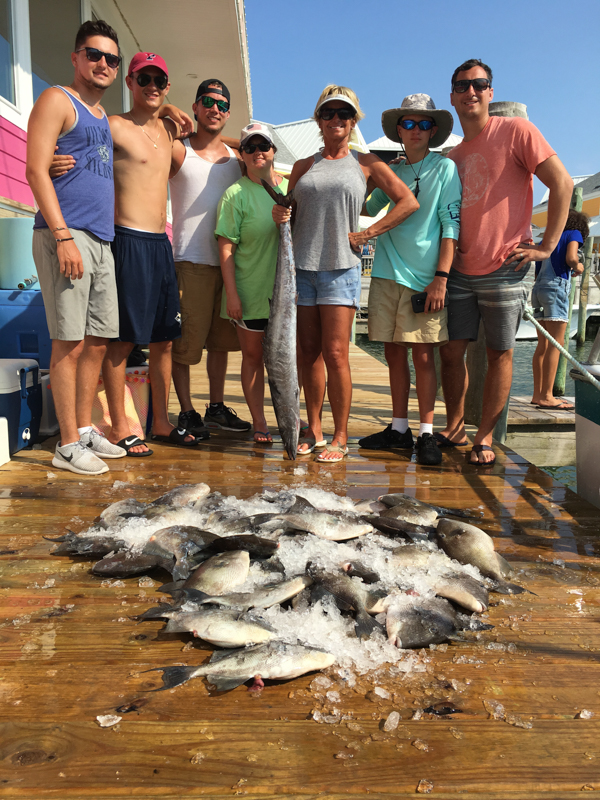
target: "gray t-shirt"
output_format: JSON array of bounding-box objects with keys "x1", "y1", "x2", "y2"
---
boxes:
[{"x1": 293, "y1": 150, "x2": 367, "y2": 272}]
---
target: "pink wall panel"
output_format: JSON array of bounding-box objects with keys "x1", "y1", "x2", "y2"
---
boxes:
[{"x1": 0, "y1": 115, "x2": 35, "y2": 207}]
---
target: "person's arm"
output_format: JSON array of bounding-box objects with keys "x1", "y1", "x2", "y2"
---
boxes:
[
  {"x1": 423, "y1": 239, "x2": 456, "y2": 312},
  {"x1": 424, "y1": 162, "x2": 461, "y2": 311},
  {"x1": 158, "y1": 103, "x2": 194, "y2": 137},
  {"x1": 217, "y1": 237, "x2": 242, "y2": 320},
  {"x1": 349, "y1": 154, "x2": 418, "y2": 251},
  {"x1": 272, "y1": 158, "x2": 312, "y2": 227},
  {"x1": 25, "y1": 88, "x2": 84, "y2": 279},
  {"x1": 566, "y1": 238, "x2": 584, "y2": 275},
  {"x1": 505, "y1": 154, "x2": 573, "y2": 268},
  {"x1": 221, "y1": 135, "x2": 240, "y2": 152}
]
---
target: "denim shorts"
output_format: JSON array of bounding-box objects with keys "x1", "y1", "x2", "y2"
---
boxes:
[
  {"x1": 531, "y1": 259, "x2": 571, "y2": 323},
  {"x1": 296, "y1": 265, "x2": 361, "y2": 307}
]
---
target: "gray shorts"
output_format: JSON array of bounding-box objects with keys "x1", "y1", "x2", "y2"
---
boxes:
[
  {"x1": 33, "y1": 227, "x2": 119, "y2": 341},
  {"x1": 446, "y1": 261, "x2": 532, "y2": 351}
]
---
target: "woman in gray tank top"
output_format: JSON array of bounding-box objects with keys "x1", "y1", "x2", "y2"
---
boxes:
[{"x1": 273, "y1": 85, "x2": 419, "y2": 462}]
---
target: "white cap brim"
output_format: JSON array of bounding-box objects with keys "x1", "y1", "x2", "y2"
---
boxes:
[{"x1": 316, "y1": 94, "x2": 359, "y2": 113}]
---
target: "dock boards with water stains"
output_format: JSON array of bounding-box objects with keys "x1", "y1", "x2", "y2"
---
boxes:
[{"x1": 1, "y1": 349, "x2": 600, "y2": 798}]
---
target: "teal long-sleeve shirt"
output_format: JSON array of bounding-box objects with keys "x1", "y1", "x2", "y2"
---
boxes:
[{"x1": 366, "y1": 152, "x2": 462, "y2": 291}]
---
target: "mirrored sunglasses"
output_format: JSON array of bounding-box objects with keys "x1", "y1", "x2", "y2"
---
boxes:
[
  {"x1": 200, "y1": 95, "x2": 230, "y2": 113},
  {"x1": 133, "y1": 72, "x2": 169, "y2": 90},
  {"x1": 318, "y1": 107, "x2": 356, "y2": 121},
  {"x1": 398, "y1": 119, "x2": 435, "y2": 131},
  {"x1": 453, "y1": 78, "x2": 491, "y2": 93},
  {"x1": 76, "y1": 47, "x2": 121, "y2": 70}
]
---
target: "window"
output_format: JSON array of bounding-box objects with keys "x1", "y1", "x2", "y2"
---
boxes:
[
  {"x1": 0, "y1": 0, "x2": 14, "y2": 104},
  {"x1": 29, "y1": 0, "x2": 80, "y2": 101}
]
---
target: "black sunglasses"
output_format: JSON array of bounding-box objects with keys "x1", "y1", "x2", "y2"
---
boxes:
[
  {"x1": 76, "y1": 47, "x2": 121, "y2": 70},
  {"x1": 131, "y1": 72, "x2": 169, "y2": 90},
  {"x1": 200, "y1": 95, "x2": 230, "y2": 113},
  {"x1": 453, "y1": 78, "x2": 491, "y2": 93},
  {"x1": 242, "y1": 142, "x2": 272, "y2": 154},
  {"x1": 318, "y1": 107, "x2": 356, "y2": 121},
  {"x1": 398, "y1": 119, "x2": 435, "y2": 131}
]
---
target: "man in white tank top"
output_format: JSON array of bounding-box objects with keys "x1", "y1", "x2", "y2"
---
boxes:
[{"x1": 169, "y1": 79, "x2": 250, "y2": 437}]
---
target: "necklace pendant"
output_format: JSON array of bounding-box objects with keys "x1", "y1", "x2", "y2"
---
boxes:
[{"x1": 414, "y1": 180, "x2": 420, "y2": 199}]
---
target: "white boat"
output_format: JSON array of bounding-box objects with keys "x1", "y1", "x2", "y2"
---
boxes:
[{"x1": 516, "y1": 304, "x2": 600, "y2": 340}]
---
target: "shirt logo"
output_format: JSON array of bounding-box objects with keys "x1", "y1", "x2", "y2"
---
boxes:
[
  {"x1": 458, "y1": 153, "x2": 489, "y2": 209},
  {"x1": 97, "y1": 145, "x2": 110, "y2": 163}
]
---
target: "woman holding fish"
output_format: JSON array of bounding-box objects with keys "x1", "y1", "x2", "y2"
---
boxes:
[
  {"x1": 216, "y1": 123, "x2": 289, "y2": 443},
  {"x1": 273, "y1": 85, "x2": 419, "y2": 462}
]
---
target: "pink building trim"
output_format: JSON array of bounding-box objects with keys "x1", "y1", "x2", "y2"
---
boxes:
[{"x1": 0, "y1": 115, "x2": 35, "y2": 207}]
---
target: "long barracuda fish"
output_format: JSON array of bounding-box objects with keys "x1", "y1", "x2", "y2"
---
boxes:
[{"x1": 261, "y1": 180, "x2": 300, "y2": 460}]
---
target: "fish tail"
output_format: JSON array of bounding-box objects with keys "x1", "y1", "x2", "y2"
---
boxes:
[
  {"x1": 181, "y1": 588, "x2": 211, "y2": 604},
  {"x1": 150, "y1": 665, "x2": 199, "y2": 691},
  {"x1": 490, "y1": 580, "x2": 529, "y2": 595},
  {"x1": 158, "y1": 580, "x2": 184, "y2": 595},
  {"x1": 132, "y1": 603, "x2": 174, "y2": 621},
  {"x1": 354, "y1": 610, "x2": 384, "y2": 640}
]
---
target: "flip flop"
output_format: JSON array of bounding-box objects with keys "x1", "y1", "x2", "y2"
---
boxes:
[
  {"x1": 315, "y1": 443, "x2": 349, "y2": 463},
  {"x1": 253, "y1": 430, "x2": 273, "y2": 444},
  {"x1": 468, "y1": 444, "x2": 496, "y2": 467},
  {"x1": 297, "y1": 437, "x2": 327, "y2": 455},
  {"x1": 433, "y1": 432, "x2": 468, "y2": 448},
  {"x1": 115, "y1": 436, "x2": 153, "y2": 457},
  {"x1": 536, "y1": 402, "x2": 575, "y2": 411},
  {"x1": 150, "y1": 428, "x2": 200, "y2": 448}
]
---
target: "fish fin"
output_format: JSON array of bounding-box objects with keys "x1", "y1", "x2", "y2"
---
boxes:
[
  {"x1": 455, "y1": 612, "x2": 494, "y2": 631},
  {"x1": 158, "y1": 580, "x2": 184, "y2": 595},
  {"x1": 287, "y1": 495, "x2": 317, "y2": 514},
  {"x1": 164, "y1": 618, "x2": 190, "y2": 633},
  {"x1": 171, "y1": 561, "x2": 193, "y2": 582},
  {"x1": 495, "y1": 554, "x2": 514, "y2": 578},
  {"x1": 150, "y1": 665, "x2": 199, "y2": 691},
  {"x1": 205, "y1": 673, "x2": 249, "y2": 692},
  {"x1": 181, "y1": 588, "x2": 211, "y2": 604},
  {"x1": 132, "y1": 603, "x2": 175, "y2": 621},
  {"x1": 489, "y1": 580, "x2": 530, "y2": 595},
  {"x1": 354, "y1": 611, "x2": 385, "y2": 640}
]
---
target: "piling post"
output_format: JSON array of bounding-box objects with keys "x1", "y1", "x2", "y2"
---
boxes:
[
  {"x1": 576, "y1": 236, "x2": 594, "y2": 346},
  {"x1": 554, "y1": 187, "x2": 583, "y2": 394}
]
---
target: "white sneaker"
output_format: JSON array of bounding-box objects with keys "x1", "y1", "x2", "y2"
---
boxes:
[
  {"x1": 52, "y1": 442, "x2": 109, "y2": 475},
  {"x1": 79, "y1": 429, "x2": 127, "y2": 459}
]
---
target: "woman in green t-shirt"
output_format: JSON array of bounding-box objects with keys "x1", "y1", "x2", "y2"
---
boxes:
[{"x1": 216, "y1": 124, "x2": 289, "y2": 443}]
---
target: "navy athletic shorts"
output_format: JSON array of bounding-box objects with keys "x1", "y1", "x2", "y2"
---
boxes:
[{"x1": 111, "y1": 226, "x2": 181, "y2": 344}]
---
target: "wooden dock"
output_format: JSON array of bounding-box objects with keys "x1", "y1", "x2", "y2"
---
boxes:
[{"x1": 1, "y1": 346, "x2": 600, "y2": 797}]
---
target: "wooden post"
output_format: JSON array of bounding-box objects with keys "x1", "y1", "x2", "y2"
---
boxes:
[
  {"x1": 576, "y1": 236, "x2": 594, "y2": 347},
  {"x1": 554, "y1": 187, "x2": 583, "y2": 394},
  {"x1": 462, "y1": 101, "x2": 528, "y2": 442}
]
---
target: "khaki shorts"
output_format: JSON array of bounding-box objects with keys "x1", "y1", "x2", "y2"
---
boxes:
[
  {"x1": 33, "y1": 227, "x2": 119, "y2": 341},
  {"x1": 368, "y1": 276, "x2": 448, "y2": 345},
  {"x1": 172, "y1": 261, "x2": 240, "y2": 365}
]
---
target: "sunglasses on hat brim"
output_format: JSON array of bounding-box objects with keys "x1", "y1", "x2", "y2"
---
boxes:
[
  {"x1": 318, "y1": 107, "x2": 356, "y2": 121},
  {"x1": 397, "y1": 119, "x2": 435, "y2": 132},
  {"x1": 452, "y1": 78, "x2": 492, "y2": 93},
  {"x1": 76, "y1": 47, "x2": 121, "y2": 70},
  {"x1": 131, "y1": 72, "x2": 169, "y2": 90}
]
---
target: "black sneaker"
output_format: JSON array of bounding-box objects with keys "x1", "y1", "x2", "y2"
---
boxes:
[
  {"x1": 358, "y1": 424, "x2": 414, "y2": 450},
  {"x1": 204, "y1": 404, "x2": 252, "y2": 432},
  {"x1": 177, "y1": 409, "x2": 210, "y2": 440},
  {"x1": 416, "y1": 432, "x2": 443, "y2": 465}
]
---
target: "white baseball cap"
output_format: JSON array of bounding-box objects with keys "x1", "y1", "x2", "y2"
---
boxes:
[{"x1": 240, "y1": 122, "x2": 274, "y2": 147}]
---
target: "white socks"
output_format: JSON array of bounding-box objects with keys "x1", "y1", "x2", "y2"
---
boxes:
[
  {"x1": 77, "y1": 426, "x2": 93, "y2": 436},
  {"x1": 419, "y1": 423, "x2": 433, "y2": 436},
  {"x1": 391, "y1": 417, "x2": 409, "y2": 434}
]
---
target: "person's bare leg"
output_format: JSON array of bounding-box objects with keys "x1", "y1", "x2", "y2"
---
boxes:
[
  {"x1": 537, "y1": 320, "x2": 568, "y2": 406},
  {"x1": 207, "y1": 350, "x2": 228, "y2": 404},
  {"x1": 297, "y1": 305, "x2": 325, "y2": 452},
  {"x1": 150, "y1": 340, "x2": 194, "y2": 441},
  {"x1": 411, "y1": 343, "x2": 437, "y2": 425},
  {"x1": 439, "y1": 339, "x2": 469, "y2": 444},
  {"x1": 531, "y1": 325, "x2": 548, "y2": 405},
  {"x1": 318, "y1": 304, "x2": 356, "y2": 459},
  {"x1": 236, "y1": 327, "x2": 269, "y2": 440},
  {"x1": 50, "y1": 339, "x2": 84, "y2": 444},
  {"x1": 102, "y1": 341, "x2": 148, "y2": 454},
  {"x1": 470, "y1": 347, "x2": 513, "y2": 463},
  {"x1": 384, "y1": 342, "x2": 410, "y2": 418},
  {"x1": 297, "y1": 337, "x2": 308, "y2": 430},
  {"x1": 75, "y1": 335, "x2": 108, "y2": 429},
  {"x1": 172, "y1": 359, "x2": 194, "y2": 413}
]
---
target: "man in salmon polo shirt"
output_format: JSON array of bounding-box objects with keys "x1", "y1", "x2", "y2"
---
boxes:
[{"x1": 437, "y1": 58, "x2": 573, "y2": 466}]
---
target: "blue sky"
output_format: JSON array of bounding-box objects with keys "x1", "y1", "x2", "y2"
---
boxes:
[{"x1": 246, "y1": 0, "x2": 600, "y2": 203}]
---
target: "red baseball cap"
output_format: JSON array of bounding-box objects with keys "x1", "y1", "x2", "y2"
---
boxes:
[{"x1": 128, "y1": 52, "x2": 168, "y2": 78}]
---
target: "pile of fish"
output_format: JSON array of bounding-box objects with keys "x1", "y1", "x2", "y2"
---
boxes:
[{"x1": 48, "y1": 484, "x2": 527, "y2": 693}]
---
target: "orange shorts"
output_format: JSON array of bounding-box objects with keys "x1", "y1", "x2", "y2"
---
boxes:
[{"x1": 172, "y1": 261, "x2": 240, "y2": 365}]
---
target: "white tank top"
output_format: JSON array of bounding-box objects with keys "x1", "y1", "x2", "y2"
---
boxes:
[{"x1": 169, "y1": 140, "x2": 241, "y2": 265}]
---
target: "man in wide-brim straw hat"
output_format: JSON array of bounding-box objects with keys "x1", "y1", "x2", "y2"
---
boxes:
[{"x1": 358, "y1": 93, "x2": 462, "y2": 466}]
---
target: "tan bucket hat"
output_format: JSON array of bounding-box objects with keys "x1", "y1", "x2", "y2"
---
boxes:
[{"x1": 381, "y1": 94, "x2": 453, "y2": 149}]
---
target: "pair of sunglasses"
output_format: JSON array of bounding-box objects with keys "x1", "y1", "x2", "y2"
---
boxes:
[
  {"x1": 398, "y1": 119, "x2": 435, "y2": 132},
  {"x1": 318, "y1": 107, "x2": 356, "y2": 121},
  {"x1": 200, "y1": 95, "x2": 230, "y2": 113},
  {"x1": 453, "y1": 78, "x2": 491, "y2": 93},
  {"x1": 76, "y1": 47, "x2": 121, "y2": 70},
  {"x1": 242, "y1": 142, "x2": 272, "y2": 154},
  {"x1": 132, "y1": 72, "x2": 169, "y2": 90}
]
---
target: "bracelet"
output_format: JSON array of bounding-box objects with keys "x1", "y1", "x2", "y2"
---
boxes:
[
  {"x1": 435, "y1": 271, "x2": 449, "y2": 278},
  {"x1": 52, "y1": 226, "x2": 68, "y2": 233},
  {"x1": 55, "y1": 237, "x2": 74, "y2": 243}
]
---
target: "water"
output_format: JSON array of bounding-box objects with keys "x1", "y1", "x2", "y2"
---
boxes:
[{"x1": 355, "y1": 334, "x2": 595, "y2": 397}]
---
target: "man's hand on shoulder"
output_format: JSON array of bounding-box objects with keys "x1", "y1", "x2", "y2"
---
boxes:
[{"x1": 159, "y1": 104, "x2": 194, "y2": 138}]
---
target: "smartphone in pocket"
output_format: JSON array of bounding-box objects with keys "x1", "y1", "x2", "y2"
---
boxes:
[{"x1": 411, "y1": 291, "x2": 449, "y2": 314}]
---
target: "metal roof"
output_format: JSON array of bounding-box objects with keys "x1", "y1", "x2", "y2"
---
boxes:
[{"x1": 535, "y1": 173, "x2": 597, "y2": 209}]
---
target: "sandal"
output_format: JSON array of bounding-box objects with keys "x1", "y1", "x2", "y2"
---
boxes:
[
  {"x1": 536, "y1": 402, "x2": 575, "y2": 411},
  {"x1": 468, "y1": 444, "x2": 496, "y2": 466},
  {"x1": 253, "y1": 430, "x2": 273, "y2": 444},
  {"x1": 433, "y1": 432, "x2": 468, "y2": 448},
  {"x1": 315, "y1": 443, "x2": 349, "y2": 463},
  {"x1": 115, "y1": 436, "x2": 153, "y2": 458},
  {"x1": 297, "y1": 437, "x2": 327, "y2": 455},
  {"x1": 150, "y1": 427, "x2": 200, "y2": 448}
]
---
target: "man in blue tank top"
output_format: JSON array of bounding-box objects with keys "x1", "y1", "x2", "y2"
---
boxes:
[{"x1": 26, "y1": 20, "x2": 127, "y2": 476}]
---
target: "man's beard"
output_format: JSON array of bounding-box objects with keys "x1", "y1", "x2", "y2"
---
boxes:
[
  {"x1": 81, "y1": 73, "x2": 112, "y2": 92},
  {"x1": 198, "y1": 118, "x2": 226, "y2": 135}
]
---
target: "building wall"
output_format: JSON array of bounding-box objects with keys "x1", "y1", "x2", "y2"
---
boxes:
[
  {"x1": 532, "y1": 196, "x2": 600, "y2": 228},
  {"x1": 0, "y1": 116, "x2": 34, "y2": 211}
]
